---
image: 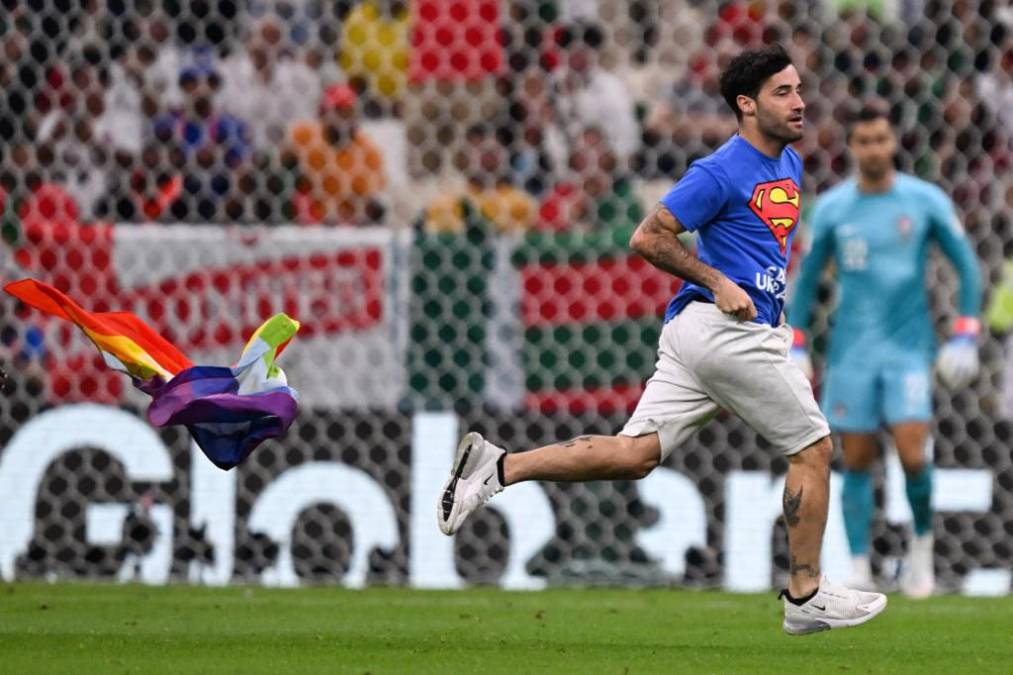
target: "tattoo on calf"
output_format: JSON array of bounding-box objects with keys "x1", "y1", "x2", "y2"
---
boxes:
[
  {"x1": 783, "y1": 485, "x2": 803, "y2": 528},
  {"x1": 560, "y1": 436, "x2": 593, "y2": 449},
  {"x1": 789, "y1": 554, "x2": 821, "y2": 579}
]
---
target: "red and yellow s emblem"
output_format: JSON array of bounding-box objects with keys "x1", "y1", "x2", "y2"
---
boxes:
[{"x1": 748, "y1": 178, "x2": 801, "y2": 253}]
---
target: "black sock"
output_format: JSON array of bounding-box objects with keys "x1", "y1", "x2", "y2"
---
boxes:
[
  {"x1": 496, "y1": 453, "x2": 506, "y2": 486},
  {"x1": 780, "y1": 587, "x2": 819, "y2": 606}
]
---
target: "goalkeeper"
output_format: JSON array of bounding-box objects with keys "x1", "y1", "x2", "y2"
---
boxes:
[{"x1": 787, "y1": 102, "x2": 982, "y2": 597}]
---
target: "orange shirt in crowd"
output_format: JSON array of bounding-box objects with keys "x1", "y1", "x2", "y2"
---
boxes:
[{"x1": 289, "y1": 122, "x2": 386, "y2": 224}]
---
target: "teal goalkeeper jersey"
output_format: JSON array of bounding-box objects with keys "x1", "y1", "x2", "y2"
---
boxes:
[{"x1": 787, "y1": 173, "x2": 981, "y2": 367}]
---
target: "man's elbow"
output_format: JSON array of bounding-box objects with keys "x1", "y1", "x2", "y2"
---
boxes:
[{"x1": 629, "y1": 225, "x2": 649, "y2": 257}]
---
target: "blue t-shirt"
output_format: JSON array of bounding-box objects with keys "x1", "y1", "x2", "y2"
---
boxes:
[{"x1": 661, "y1": 135, "x2": 803, "y2": 326}]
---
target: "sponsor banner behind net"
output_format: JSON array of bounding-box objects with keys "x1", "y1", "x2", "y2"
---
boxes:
[{"x1": 0, "y1": 225, "x2": 1007, "y2": 595}]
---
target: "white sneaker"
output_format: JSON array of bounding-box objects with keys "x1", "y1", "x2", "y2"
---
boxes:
[
  {"x1": 782, "y1": 577, "x2": 888, "y2": 636},
  {"x1": 437, "y1": 432, "x2": 506, "y2": 536},
  {"x1": 847, "y1": 555, "x2": 877, "y2": 592},
  {"x1": 900, "y1": 533, "x2": 935, "y2": 599}
]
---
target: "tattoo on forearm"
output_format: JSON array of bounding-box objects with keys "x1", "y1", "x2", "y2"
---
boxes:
[
  {"x1": 560, "y1": 436, "x2": 593, "y2": 449},
  {"x1": 783, "y1": 485, "x2": 803, "y2": 528},
  {"x1": 632, "y1": 207, "x2": 722, "y2": 290},
  {"x1": 789, "y1": 554, "x2": 820, "y2": 579}
]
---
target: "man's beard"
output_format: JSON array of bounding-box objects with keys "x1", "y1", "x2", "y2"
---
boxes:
[
  {"x1": 758, "y1": 111, "x2": 802, "y2": 144},
  {"x1": 859, "y1": 159, "x2": 891, "y2": 180}
]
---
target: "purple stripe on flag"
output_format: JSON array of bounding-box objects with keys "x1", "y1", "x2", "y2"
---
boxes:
[{"x1": 144, "y1": 365, "x2": 298, "y2": 470}]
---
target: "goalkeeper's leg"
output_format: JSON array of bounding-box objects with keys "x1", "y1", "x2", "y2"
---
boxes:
[
  {"x1": 840, "y1": 433, "x2": 878, "y2": 590},
  {"x1": 893, "y1": 421, "x2": 935, "y2": 598}
]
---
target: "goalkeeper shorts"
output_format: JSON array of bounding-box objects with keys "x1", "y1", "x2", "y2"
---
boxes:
[{"x1": 821, "y1": 358, "x2": 932, "y2": 432}]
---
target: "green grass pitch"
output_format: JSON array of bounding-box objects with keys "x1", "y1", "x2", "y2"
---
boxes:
[{"x1": 2, "y1": 583, "x2": 1011, "y2": 674}]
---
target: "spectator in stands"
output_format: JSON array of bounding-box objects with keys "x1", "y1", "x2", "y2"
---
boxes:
[
  {"x1": 109, "y1": 140, "x2": 183, "y2": 223},
  {"x1": 0, "y1": 142, "x2": 82, "y2": 239},
  {"x1": 137, "y1": 11, "x2": 188, "y2": 113},
  {"x1": 977, "y1": 46, "x2": 1013, "y2": 139},
  {"x1": 424, "y1": 123, "x2": 536, "y2": 234},
  {"x1": 539, "y1": 126, "x2": 641, "y2": 232},
  {"x1": 0, "y1": 13, "x2": 38, "y2": 160},
  {"x1": 340, "y1": 0, "x2": 410, "y2": 108},
  {"x1": 637, "y1": 38, "x2": 739, "y2": 179},
  {"x1": 34, "y1": 61, "x2": 115, "y2": 221},
  {"x1": 548, "y1": 21, "x2": 639, "y2": 169},
  {"x1": 217, "y1": 15, "x2": 321, "y2": 156},
  {"x1": 152, "y1": 62, "x2": 252, "y2": 222},
  {"x1": 286, "y1": 84, "x2": 387, "y2": 225},
  {"x1": 498, "y1": 69, "x2": 564, "y2": 197},
  {"x1": 404, "y1": 0, "x2": 506, "y2": 176},
  {"x1": 0, "y1": 296, "x2": 47, "y2": 409},
  {"x1": 641, "y1": 50, "x2": 737, "y2": 175}
]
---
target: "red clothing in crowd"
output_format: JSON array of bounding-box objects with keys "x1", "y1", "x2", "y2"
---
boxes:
[{"x1": 410, "y1": 0, "x2": 505, "y2": 83}]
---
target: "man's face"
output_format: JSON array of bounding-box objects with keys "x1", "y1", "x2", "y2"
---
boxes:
[
  {"x1": 183, "y1": 76, "x2": 217, "y2": 118},
  {"x1": 747, "y1": 64, "x2": 805, "y2": 143},
  {"x1": 848, "y1": 117, "x2": 896, "y2": 179},
  {"x1": 249, "y1": 21, "x2": 282, "y2": 70}
]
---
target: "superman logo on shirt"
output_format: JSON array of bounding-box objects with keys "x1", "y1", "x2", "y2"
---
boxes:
[{"x1": 749, "y1": 178, "x2": 801, "y2": 254}]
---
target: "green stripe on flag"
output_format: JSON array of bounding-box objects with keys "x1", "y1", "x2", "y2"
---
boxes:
[{"x1": 240, "y1": 314, "x2": 300, "y2": 377}]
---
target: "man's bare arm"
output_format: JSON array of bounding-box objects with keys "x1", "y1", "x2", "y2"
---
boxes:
[
  {"x1": 629, "y1": 205, "x2": 757, "y2": 320},
  {"x1": 629, "y1": 205, "x2": 722, "y2": 290}
]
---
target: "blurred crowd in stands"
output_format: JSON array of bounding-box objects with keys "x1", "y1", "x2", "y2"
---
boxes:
[{"x1": 0, "y1": 0, "x2": 1008, "y2": 237}]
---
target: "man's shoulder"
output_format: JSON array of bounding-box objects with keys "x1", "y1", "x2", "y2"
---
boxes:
[
  {"x1": 811, "y1": 180, "x2": 857, "y2": 225},
  {"x1": 816, "y1": 179, "x2": 855, "y2": 203},
  {"x1": 687, "y1": 143, "x2": 735, "y2": 183},
  {"x1": 895, "y1": 173, "x2": 948, "y2": 204}
]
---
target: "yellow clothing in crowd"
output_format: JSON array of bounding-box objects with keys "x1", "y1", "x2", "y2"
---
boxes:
[
  {"x1": 340, "y1": 1, "x2": 410, "y2": 100},
  {"x1": 425, "y1": 184, "x2": 536, "y2": 234},
  {"x1": 289, "y1": 121, "x2": 386, "y2": 224}
]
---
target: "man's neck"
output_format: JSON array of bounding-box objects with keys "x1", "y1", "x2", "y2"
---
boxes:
[
  {"x1": 857, "y1": 169, "x2": 895, "y2": 194},
  {"x1": 737, "y1": 127, "x2": 785, "y2": 159}
]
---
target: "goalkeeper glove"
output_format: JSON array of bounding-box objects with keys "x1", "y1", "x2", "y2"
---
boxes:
[
  {"x1": 937, "y1": 317, "x2": 980, "y2": 389},
  {"x1": 789, "y1": 328, "x2": 814, "y2": 382}
]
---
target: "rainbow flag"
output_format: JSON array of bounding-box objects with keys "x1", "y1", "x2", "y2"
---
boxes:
[{"x1": 5, "y1": 279, "x2": 300, "y2": 470}]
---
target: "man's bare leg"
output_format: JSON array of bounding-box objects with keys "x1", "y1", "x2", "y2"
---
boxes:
[
  {"x1": 783, "y1": 435, "x2": 833, "y2": 598},
  {"x1": 503, "y1": 433, "x2": 661, "y2": 484}
]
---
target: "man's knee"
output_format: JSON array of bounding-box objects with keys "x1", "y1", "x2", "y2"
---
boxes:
[
  {"x1": 617, "y1": 433, "x2": 661, "y2": 479},
  {"x1": 792, "y1": 435, "x2": 833, "y2": 472},
  {"x1": 899, "y1": 453, "x2": 926, "y2": 476},
  {"x1": 893, "y1": 423, "x2": 930, "y2": 476}
]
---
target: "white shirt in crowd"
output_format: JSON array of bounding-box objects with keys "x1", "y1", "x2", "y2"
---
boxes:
[
  {"x1": 216, "y1": 53, "x2": 321, "y2": 153},
  {"x1": 551, "y1": 67, "x2": 639, "y2": 166}
]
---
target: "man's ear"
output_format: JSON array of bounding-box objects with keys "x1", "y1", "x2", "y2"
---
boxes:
[{"x1": 736, "y1": 94, "x2": 756, "y2": 118}]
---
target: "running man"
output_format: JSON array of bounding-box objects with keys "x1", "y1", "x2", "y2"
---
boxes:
[
  {"x1": 437, "y1": 45, "x2": 887, "y2": 635},
  {"x1": 787, "y1": 103, "x2": 982, "y2": 597}
]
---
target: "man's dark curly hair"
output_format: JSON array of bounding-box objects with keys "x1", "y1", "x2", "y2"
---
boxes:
[{"x1": 719, "y1": 44, "x2": 794, "y2": 121}]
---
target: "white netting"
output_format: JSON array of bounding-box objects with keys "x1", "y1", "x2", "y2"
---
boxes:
[{"x1": 0, "y1": 0, "x2": 1010, "y2": 592}]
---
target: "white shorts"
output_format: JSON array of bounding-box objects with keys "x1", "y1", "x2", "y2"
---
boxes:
[{"x1": 621, "y1": 301, "x2": 830, "y2": 460}]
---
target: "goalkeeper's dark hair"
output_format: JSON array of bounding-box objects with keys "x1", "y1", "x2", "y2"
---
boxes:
[
  {"x1": 718, "y1": 44, "x2": 794, "y2": 120},
  {"x1": 846, "y1": 100, "x2": 893, "y2": 140}
]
